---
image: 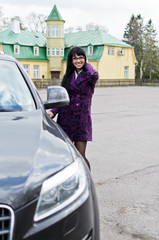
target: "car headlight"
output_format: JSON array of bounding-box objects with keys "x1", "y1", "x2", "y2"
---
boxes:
[{"x1": 34, "y1": 157, "x2": 89, "y2": 222}]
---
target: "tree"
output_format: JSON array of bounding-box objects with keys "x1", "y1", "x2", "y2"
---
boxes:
[
  {"x1": 123, "y1": 14, "x2": 144, "y2": 79},
  {"x1": 26, "y1": 12, "x2": 47, "y2": 33},
  {"x1": 143, "y1": 19, "x2": 158, "y2": 79},
  {"x1": 11, "y1": 16, "x2": 27, "y2": 31},
  {"x1": 76, "y1": 25, "x2": 83, "y2": 32},
  {"x1": 85, "y1": 22, "x2": 108, "y2": 32},
  {"x1": 0, "y1": 7, "x2": 11, "y2": 31},
  {"x1": 65, "y1": 22, "x2": 108, "y2": 33},
  {"x1": 65, "y1": 27, "x2": 75, "y2": 33}
]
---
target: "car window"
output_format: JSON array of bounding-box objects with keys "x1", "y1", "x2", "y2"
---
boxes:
[{"x1": 0, "y1": 60, "x2": 36, "y2": 112}]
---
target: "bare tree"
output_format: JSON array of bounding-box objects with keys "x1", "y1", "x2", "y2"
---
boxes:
[
  {"x1": 65, "y1": 22, "x2": 108, "y2": 33},
  {"x1": 0, "y1": 7, "x2": 11, "y2": 31},
  {"x1": 26, "y1": 12, "x2": 47, "y2": 33},
  {"x1": 65, "y1": 27, "x2": 75, "y2": 33},
  {"x1": 85, "y1": 22, "x2": 108, "y2": 32},
  {"x1": 11, "y1": 16, "x2": 27, "y2": 30},
  {"x1": 76, "y1": 25, "x2": 83, "y2": 32}
]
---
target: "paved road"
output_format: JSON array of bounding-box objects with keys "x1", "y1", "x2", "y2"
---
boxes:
[{"x1": 39, "y1": 86, "x2": 159, "y2": 240}]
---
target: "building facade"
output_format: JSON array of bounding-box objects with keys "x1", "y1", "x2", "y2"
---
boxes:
[{"x1": 0, "y1": 5, "x2": 136, "y2": 87}]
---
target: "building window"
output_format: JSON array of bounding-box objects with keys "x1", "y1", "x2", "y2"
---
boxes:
[
  {"x1": 108, "y1": 46, "x2": 115, "y2": 55},
  {"x1": 61, "y1": 48, "x2": 64, "y2": 56},
  {"x1": 121, "y1": 48, "x2": 125, "y2": 55},
  {"x1": 51, "y1": 48, "x2": 55, "y2": 56},
  {"x1": 23, "y1": 65, "x2": 29, "y2": 75},
  {"x1": 124, "y1": 66, "x2": 129, "y2": 78},
  {"x1": 34, "y1": 47, "x2": 39, "y2": 56},
  {"x1": 47, "y1": 48, "x2": 50, "y2": 56},
  {"x1": 14, "y1": 45, "x2": 20, "y2": 55},
  {"x1": 51, "y1": 26, "x2": 59, "y2": 37},
  {"x1": 51, "y1": 48, "x2": 60, "y2": 56},
  {"x1": 117, "y1": 48, "x2": 125, "y2": 56},
  {"x1": 34, "y1": 65, "x2": 39, "y2": 79},
  {"x1": 61, "y1": 26, "x2": 64, "y2": 37},
  {"x1": 88, "y1": 46, "x2": 93, "y2": 56},
  {"x1": 56, "y1": 48, "x2": 60, "y2": 56}
]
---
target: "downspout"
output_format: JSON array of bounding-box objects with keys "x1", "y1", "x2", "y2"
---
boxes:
[
  {"x1": 97, "y1": 60, "x2": 99, "y2": 72},
  {"x1": 97, "y1": 60, "x2": 99, "y2": 86}
]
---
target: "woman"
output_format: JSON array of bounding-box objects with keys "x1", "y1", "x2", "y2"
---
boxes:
[{"x1": 47, "y1": 47, "x2": 99, "y2": 169}]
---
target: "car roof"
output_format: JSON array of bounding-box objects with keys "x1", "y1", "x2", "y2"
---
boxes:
[{"x1": 0, "y1": 52, "x2": 17, "y2": 62}]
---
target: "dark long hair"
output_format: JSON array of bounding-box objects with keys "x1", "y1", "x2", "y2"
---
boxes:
[{"x1": 61, "y1": 47, "x2": 87, "y2": 92}]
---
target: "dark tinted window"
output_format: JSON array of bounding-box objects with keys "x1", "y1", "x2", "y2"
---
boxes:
[{"x1": 0, "y1": 60, "x2": 35, "y2": 112}]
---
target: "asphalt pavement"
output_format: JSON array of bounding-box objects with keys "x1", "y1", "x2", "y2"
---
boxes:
[{"x1": 39, "y1": 86, "x2": 159, "y2": 240}]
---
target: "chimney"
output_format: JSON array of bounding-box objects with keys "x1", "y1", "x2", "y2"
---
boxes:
[{"x1": 11, "y1": 17, "x2": 20, "y2": 33}]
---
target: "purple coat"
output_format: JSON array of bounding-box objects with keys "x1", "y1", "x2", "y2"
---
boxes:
[{"x1": 51, "y1": 63, "x2": 99, "y2": 142}]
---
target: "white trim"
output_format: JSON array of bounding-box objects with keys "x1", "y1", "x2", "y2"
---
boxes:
[
  {"x1": 51, "y1": 26, "x2": 59, "y2": 38},
  {"x1": 34, "y1": 65, "x2": 39, "y2": 79},
  {"x1": 34, "y1": 46, "x2": 39, "y2": 56},
  {"x1": 124, "y1": 66, "x2": 129, "y2": 78},
  {"x1": 61, "y1": 48, "x2": 64, "y2": 56},
  {"x1": 88, "y1": 46, "x2": 93, "y2": 56},
  {"x1": 51, "y1": 48, "x2": 60, "y2": 56},
  {"x1": 23, "y1": 64, "x2": 29, "y2": 75},
  {"x1": 14, "y1": 45, "x2": 20, "y2": 55},
  {"x1": 108, "y1": 46, "x2": 115, "y2": 55}
]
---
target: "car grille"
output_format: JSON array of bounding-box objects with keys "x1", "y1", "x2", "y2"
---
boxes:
[{"x1": 0, "y1": 205, "x2": 14, "y2": 240}]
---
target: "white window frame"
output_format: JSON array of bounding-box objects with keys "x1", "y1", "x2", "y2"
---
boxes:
[
  {"x1": 51, "y1": 26, "x2": 59, "y2": 37},
  {"x1": 56, "y1": 48, "x2": 60, "y2": 56},
  {"x1": 61, "y1": 48, "x2": 64, "y2": 56},
  {"x1": 23, "y1": 64, "x2": 29, "y2": 75},
  {"x1": 108, "y1": 46, "x2": 115, "y2": 55},
  {"x1": 47, "y1": 47, "x2": 50, "y2": 56},
  {"x1": 124, "y1": 66, "x2": 129, "y2": 79},
  {"x1": 111, "y1": 47, "x2": 115, "y2": 55},
  {"x1": 51, "y1": 48, "x2": 60, "y2": 56},
  {"x1": 34, "y1": 65, "x2": 39, "y2": 79},
  {"x1": 14, "y1": 45, "x2": 20, "y2": 55},
  {"x1": 51, "y1": 48, "x2": 55, "y2": 56},
  {"x1": 88, "y1": 46, "x2": 93, "y2": 56},
  {"x1": 34, "y1": 47, "x2": 39, "y2": 56},
  {"x1": 121, "y1": 48, "x2": 125, "y2": 55}
]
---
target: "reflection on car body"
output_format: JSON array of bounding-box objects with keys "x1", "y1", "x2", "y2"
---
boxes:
[{"x1": 0, "y1": 54, "x2": 100, "y2": 240}]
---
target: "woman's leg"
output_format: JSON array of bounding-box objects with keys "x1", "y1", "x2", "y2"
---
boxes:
[{"x1": 75, "y1": 141, "x2": 91, "y2": 170}]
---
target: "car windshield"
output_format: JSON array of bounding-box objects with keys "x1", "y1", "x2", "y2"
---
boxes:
[{"x1": 0, "y1": 60, "x2": 35, "y2": 112}]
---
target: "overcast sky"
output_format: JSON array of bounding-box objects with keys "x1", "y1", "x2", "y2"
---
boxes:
[{"x1": 0, "y1": 0, "x2": 159, "y2": 40}]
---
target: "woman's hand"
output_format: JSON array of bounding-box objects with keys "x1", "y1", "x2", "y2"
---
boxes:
[{"x1": 47, "y1": 110, "x2": 54, "y2": 118}]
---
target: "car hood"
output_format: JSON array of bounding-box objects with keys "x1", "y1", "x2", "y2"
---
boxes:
[{"x1": 0, "y1": 109, "x2": 74, "y2": 209}]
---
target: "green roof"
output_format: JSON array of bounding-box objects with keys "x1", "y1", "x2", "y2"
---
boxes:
[
  {"x1": 2, "y1": 44, "x2": 48, "y2": 61},
  {"x1": 65, "y1": 30, "x2": 133, "y2": 48},
  {"x1": 47, "y1": 5, "x2": 64, "y2": 22},
  {"x1": 0, "y1": 29, "x2": 46, "y2": 47},
  {"x1": 0, "y1": 28, "x2": 132, "y2": 62}
]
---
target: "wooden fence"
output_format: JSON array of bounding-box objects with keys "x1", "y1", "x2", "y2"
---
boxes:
[{"x1": 33, "y1": 78, "x2": 136, "y2": 89}]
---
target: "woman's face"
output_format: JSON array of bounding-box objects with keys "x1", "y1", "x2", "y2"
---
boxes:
[{"x1": 72, "y1": 54, "x2": 85, "y2": 72}]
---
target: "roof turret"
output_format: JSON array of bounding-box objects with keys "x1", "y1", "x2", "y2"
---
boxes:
[{"x1": 47, "y1": 4, "x2": 65, "y2": 22}]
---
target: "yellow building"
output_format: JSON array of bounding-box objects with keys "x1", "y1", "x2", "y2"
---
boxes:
[{"x1": 0, "y1": 5, "x2": 136, "y2": 86}]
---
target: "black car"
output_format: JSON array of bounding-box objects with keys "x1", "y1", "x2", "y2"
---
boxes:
[{"x1": 0, "y1": 53, "x2": 100, "y2": 240}]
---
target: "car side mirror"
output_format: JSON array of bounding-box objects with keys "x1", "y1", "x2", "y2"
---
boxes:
[{"x1": 44, "y1": 86, "x2": 70, "y2": 109}]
